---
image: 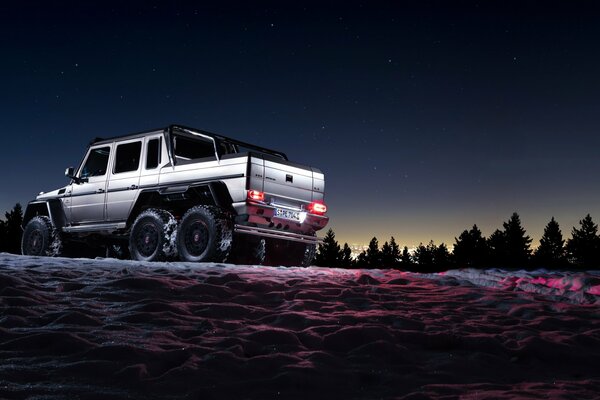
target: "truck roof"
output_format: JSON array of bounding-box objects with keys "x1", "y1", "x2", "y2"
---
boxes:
[{"x1": 91, "y1": 124, "x2": 288, "y2": 160}]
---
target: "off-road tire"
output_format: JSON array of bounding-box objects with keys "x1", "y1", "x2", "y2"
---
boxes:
[
  {"x1": 303, "y1": 243, "x2": 317, "y2": 267},
  {"x1": 129, "y1": 209, "x2": 177, "y2": 262},
  {"x1": 106, "y1": 242, "x2": 130, "y2": 260},
  {"x1": 264, "y1": 238, "x2": 316, "y2": 267},
  {"x1": 21, "y1": 216, "x2": 62, "y2": 257},
  {"x1": 177, "y1": 205, "x2": 232, "y2": 262},
  {"x1": 227, "y1": 234, "x2": 266, "y2": 265}
]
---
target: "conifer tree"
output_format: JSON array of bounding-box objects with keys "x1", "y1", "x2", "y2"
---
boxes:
[
  {"x1": 366, "y1": 237, "x2": 381, "y2": 268},
  {"x1": 534, "y1": 217, "x2": 565, "y2": 268},
  {"x1": 0, "y1": 219, "x2": 6, "y2": 253},
  {"x1": 314, "y1": 228, "x2": 342, "y2": 267},
  {"x1": 503, "y1": 212, "x2": 532, "y2": 267},
  {"x1": 488, "y1": 229, "x2": 507, "y2": 266},
  {"x1": 413, "y1": 241, "x2": 435, "y2": 270},
  {"x1": 381, "y1": 237, "x2": 401, "y2": 268},
  {"x1": 453, "y1": 224, "x2": 488, "y2": 268},
  {"x1": 399, "y1": 246, "x2": 413, "y2": 269},
  {"x1": 566, "y1": 214, "x2": 600, "y2": 268},
  {"x1": 357, "y1": 237, "x2": 381, "y2": 269},
  {"x1": 389, "y1": 237, "x2": 401, "y2": 268},
  {"x1": 4, "y1": 203, "x2": 23, "y2": 254},
  {"x1": 453, "y1": 229, "x2": 471, "y2": 265},
  {"x1": 434, "y1": 242, "x2": 451, "y2": 269},
  {"x1": 340, "y1": 243, "x2": 354, "y2": 269}
]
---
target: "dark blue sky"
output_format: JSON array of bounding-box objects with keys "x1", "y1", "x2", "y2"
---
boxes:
[{"x1": 2, "y1": 1, "x2": 599, "y2": 246}]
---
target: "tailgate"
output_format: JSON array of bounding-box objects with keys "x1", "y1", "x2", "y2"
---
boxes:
[{"x1": 249, "y1": 155, "x2": 324, "y2": 208}]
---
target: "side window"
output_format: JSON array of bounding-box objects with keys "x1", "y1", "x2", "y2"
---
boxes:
[
  {"x1": 81, "y1": 146, "x2": 111, "y2": 178},
  {"x1": 173, "y1": 135, "x2": 215, "y2": 161},
  {"x1": 146, "y1": 138, "x2": 161, "y2": 169},
  {"x1": 114, "y1": 141, "x2": 142, "y2": 174}
]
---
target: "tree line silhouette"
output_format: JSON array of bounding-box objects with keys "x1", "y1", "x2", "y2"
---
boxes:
[
  {"x1": 315, "y1": 212, "x2": 600, "y2": 271},
  {"x1": 0, "y1": 204, "x2": 23, "y2": 254},
  {"x1": 1, "y1": 203, "x2": 599, "y2": 271}
]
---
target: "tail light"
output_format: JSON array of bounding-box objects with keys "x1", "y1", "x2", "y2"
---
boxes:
[
  {"x1": 308, "y1": 201, "x2": 327, "y2": 215},
  {"x1": 247, "y1": 190, "x2": 265, "y2": 202}
]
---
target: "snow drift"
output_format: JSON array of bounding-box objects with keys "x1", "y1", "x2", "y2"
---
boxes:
[{"x1": 0, "y1": 253, "x2": 599, "y2": 399}]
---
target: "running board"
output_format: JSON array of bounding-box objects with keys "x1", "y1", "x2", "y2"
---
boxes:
[
  {"x1": 63, "y1": 222, "x2": 126, "y2": 233},
  {"x1": 234, "y1": 225, "x2": 323, "y2": 244}
]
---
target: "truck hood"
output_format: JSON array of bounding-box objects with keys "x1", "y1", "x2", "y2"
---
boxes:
[{"x1": 36, "y1": 187, "x2": 67, "y2": 201}]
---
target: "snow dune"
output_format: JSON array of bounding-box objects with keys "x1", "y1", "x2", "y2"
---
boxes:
[{"x1": 0, "y1": 253, "x2": 599, "y2": 399}]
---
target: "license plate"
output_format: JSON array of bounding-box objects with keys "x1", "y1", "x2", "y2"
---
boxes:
[{"x1": 275, "y1": 208, "x2": 300, "y2": 221}]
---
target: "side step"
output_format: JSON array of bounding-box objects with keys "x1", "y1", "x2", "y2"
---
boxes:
[
  {"x1": 63, "y1": 222, "x2": 126, "y2": 233},
  {"x1": 234, "y1": 224, "x2": 323, "y2": 244}
]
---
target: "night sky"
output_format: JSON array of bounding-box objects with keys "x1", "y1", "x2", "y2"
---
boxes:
[{"x1": 2, "y1": 1, "x2": 600, "y2": 248}]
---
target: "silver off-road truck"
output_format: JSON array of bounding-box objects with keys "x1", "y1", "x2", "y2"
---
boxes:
[{"x1": 21, "y1": 125, "x2": 328, "y2": 266}]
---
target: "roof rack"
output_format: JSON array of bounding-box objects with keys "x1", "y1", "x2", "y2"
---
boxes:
[{"x1": 170, "y1": 125, "x2": 288, "y2": 160}]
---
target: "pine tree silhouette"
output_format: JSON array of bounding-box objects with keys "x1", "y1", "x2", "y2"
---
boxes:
[
  {"x1": 453, "y1": 224, "x2": 488, "y2": 268},
  {"x1": 357, "y1": 237, "x2": 380, "y2": 269},
  {"x1": 503, "y1": 212, "x2": 532, "y2": 267},
  {"x1": 566, "y1": 214, "x2": 600, "y2": 269},
  {"x1": 534, "y1": 217, "x2": 565, "y2": 268},
  {"x1": 0, "y1": 219, "x2": 6, "y2": 253},
  {"x1": 413, "y1": 241, "x2": 435, "y2": 270},
  {"x1": 487, "y1": 213, "x2": 532, "y2": 268},
  {"x1": 340, "y1": 243, "x2": 354, "y2": 269},
  {"x1": 487, "y1": 229, "x2": 507, "y2": 267},
  {"x1": 433, "y1": 243, "x2": 451, "y2": 269},
  {"x1": 4, "y1": 203, "x2": 23, "y2": 254},
  {"x1": 399, "y1": 246, "x2": 413, "y2": 269},
  {"x1": 381, "y1": 237, "x2": 400, "y2": 268},
  {"x1": 314, "y1": 228, "x2": 342, "y2": 267}
]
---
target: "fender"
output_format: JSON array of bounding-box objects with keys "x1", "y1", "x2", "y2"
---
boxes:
[
  {"x1": 22, "y1": 199, "x2": 67, "y2": 229},
  {"x1": 126, "y1": 180, "x2": 234, "y2": 227}
]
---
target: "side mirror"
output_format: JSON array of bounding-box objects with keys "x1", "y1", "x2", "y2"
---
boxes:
[{"x1": 65, "y1": 167, "x2": 85, "y2": 184}]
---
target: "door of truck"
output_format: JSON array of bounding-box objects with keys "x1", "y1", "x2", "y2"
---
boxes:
[
  {"x1": 68, "y1": 145, "x2": 111, "y2": 224},
  {"x1": 105, "y1": 138, "x2": 143, "y2": 222}
]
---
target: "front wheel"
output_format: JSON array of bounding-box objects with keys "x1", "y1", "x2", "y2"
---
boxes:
[
  {"x1": 21, "y1": 216, "x2": 61, "y2": 257},
  {"x1": 177, "y1": 205, "x2": 232, "y2": 262}
]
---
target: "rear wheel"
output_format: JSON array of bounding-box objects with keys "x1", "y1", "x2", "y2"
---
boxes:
[
  {"x1": 129, "y1": 209, "x2": 177, "y2": 261},
  {"x1": 177, "y1": 205, "x2": 232, "y2": 262},
  {"x1": 21, "y1": 216, "x2": 62, "y2": 257},
  {"x1": 106, "y1": 242, "x2": 130, "y2": 260}
]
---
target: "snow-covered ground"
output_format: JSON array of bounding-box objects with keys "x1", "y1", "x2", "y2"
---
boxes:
[{"x1": 1, "y1": 253, "x2": 599, "y2": 399}]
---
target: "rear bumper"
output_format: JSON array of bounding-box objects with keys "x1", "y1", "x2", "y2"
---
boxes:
[
  {"x1": 233, "y1": 200, "x2": 329, "y2": 244},
  {"x1": 234, "y1": 225, "x2": 323, "y2": 244}
]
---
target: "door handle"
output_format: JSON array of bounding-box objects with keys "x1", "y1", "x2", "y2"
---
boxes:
[
  {"x1": 96, "y1": 188, "x2": 105, "y2": 193},
  {"x1": 129, "y1": 185, "x2": 139, "y2": 190}
]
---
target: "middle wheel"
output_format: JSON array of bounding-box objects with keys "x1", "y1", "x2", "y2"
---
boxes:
[
  {"x1": 129, "y1": 208, "x2": 177, "y2": 262},
  {"x1": 177, "y1": 205, "x2": 232, "y2": 262}
]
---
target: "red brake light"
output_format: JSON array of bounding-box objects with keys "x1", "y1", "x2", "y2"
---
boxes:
[
  {"x1": 247, "y1": 190, "x2": 265, "y2": 202},
  {"x1": 308, "y1": 201, "x2": 327, "y2": 215}
]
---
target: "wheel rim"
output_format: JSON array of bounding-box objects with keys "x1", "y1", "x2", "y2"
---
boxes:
[
  {"x1": 27, "y1": 229, "x2": 44, "y2": 255},
  {"x1": 183, "y1": 219, "x2": 209, "y2": 257},
  {"x1": 135, "y1": 222, "x2": 159, "y2": 257}
]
